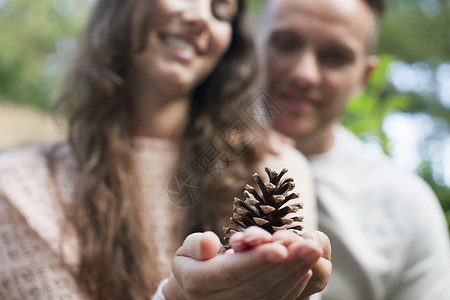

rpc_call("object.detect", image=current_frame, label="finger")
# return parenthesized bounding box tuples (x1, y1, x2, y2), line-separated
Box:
(228, 232, 247, 252)
(241, 226, 273, 248)
(174, 242, 289, 294)
(254, 239, 320, 299)
(221, 239, 320, 299)
(200, 232, 222, 260)
(302, 230, 331, 260)
(272, 229, 304, 247)
(230, 227, 273, 252)
(301, 256, 332, 297)
(284, 271, 312, 300)
(268, 130, 296, 154)
(268, 130, 284, 155)
(298, 231, 332, 297)
(176, 231, 221, 261)
(224, 248, 235, 255)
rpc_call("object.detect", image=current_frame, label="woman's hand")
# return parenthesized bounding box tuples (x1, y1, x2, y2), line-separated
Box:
(164, 227, 328, 300)
(268, 129, 296, 155)
(228, 227, 332, 299)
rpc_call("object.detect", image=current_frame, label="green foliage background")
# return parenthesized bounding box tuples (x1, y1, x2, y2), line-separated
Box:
(0, 0, 88, 108)
(0, 0, 449, 230)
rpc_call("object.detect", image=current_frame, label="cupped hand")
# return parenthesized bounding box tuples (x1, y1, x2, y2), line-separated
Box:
(228, 227, 332, 299)
(164, 228, 324, 300)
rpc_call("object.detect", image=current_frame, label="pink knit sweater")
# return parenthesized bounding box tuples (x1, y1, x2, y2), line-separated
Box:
(0, 138, 316, 299)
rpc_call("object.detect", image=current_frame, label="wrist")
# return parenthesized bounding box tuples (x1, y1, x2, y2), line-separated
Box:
(162, 274, 186, 300)
(152, 277, 169, 300)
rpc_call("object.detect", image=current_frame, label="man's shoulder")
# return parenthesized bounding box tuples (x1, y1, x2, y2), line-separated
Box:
(333, 127, 414, 173)
(317, 126, 436, 199)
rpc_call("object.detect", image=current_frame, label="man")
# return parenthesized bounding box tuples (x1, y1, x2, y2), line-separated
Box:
(262, 0, 450, 299)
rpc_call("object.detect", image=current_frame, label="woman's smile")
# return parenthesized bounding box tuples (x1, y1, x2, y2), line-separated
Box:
(159, 32, 202, 62)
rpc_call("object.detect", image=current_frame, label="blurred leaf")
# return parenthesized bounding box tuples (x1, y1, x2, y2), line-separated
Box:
(0, 0, 88, 108)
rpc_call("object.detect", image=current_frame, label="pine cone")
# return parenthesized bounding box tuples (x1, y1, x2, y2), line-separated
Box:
(223, 167, 303, 246)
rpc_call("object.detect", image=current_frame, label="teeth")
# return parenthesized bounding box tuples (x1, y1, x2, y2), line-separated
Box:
(164, 36, 196, 53)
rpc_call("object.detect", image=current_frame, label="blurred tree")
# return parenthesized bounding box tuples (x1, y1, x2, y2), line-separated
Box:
(376, 0, 450, 229)
(379, 0, 450, 64)
(0, 0, 88, 108)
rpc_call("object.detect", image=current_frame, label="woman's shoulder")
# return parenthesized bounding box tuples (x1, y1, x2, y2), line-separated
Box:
(0, 142, 74, 218)
(0, 143, 73, 190)
(0, 145, 46, 174)
(0, 143, 77, 266)
(0, 144, 55, 174)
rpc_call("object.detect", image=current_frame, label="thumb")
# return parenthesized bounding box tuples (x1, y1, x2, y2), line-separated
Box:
(176, 231, 221, 261)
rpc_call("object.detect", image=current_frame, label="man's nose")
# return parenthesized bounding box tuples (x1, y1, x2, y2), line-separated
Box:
(290, 51, 322, 87)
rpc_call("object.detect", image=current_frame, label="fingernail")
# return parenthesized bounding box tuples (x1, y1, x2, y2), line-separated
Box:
(232, 241, 244, 250)
(266, 246, 288, 263)
(243, 235, 257, 244)
(266, 251, 285, 263)
(298, 248, 320, 265)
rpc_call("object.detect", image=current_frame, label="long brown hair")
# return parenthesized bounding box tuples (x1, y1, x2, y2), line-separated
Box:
(57, 0, 265, 299)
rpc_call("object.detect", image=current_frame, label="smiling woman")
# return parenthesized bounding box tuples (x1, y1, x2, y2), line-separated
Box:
(129, 0, 235, 100)
(0, 0, 330, 299)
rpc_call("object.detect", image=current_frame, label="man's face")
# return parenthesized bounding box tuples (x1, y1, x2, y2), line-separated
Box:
(264, 0, 378, 143)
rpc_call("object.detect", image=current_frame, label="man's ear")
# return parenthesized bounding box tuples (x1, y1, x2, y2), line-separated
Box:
(362, 55, 379, 86)
(354, 55, 379, 96)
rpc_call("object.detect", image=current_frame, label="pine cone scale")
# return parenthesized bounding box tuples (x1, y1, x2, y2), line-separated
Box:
(224, 167, 304, 246)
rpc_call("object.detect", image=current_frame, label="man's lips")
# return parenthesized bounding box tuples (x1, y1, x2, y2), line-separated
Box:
(277, 92, 320, 110)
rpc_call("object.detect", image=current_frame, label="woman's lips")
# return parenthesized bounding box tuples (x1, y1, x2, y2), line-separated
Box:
(159, 33, 201, 62)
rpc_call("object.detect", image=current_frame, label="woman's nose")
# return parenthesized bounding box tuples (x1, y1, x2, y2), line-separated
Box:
(182, 0, 213, 33)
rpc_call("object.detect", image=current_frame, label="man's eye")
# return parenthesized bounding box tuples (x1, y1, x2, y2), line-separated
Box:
(320, 50, 353, 67)
(212, 0, 238, 22)
(269, 37, 301, 53)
